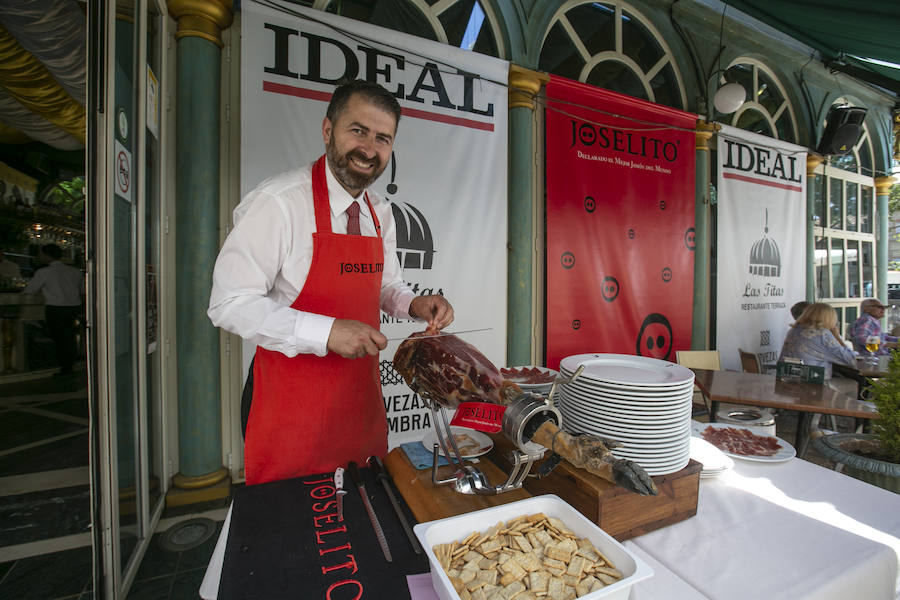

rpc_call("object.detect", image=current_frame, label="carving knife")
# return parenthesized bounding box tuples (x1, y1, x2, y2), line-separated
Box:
(347, 461, 393, 562)
(368, 455, 422, 554)
(386, 327, 492, 341)
(334, 467, 347, 521)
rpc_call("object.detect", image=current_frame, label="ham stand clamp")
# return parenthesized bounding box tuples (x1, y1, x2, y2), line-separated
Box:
(418, 365, 584, 496)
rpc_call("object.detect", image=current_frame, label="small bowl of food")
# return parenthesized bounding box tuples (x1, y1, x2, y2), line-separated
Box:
(500, 365, 560, 395)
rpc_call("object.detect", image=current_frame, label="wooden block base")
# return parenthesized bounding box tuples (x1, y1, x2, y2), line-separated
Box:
(488, 435, 701, 541)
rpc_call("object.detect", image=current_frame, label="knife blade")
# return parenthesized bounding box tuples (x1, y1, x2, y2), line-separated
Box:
(385, 327, 492, 342)
(347, 461, 392, 562)
(368, 455, 422, 554)
(334, 467, 347, 521)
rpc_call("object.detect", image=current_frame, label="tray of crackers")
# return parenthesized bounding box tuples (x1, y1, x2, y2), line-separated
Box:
(413, 495, 653, 600)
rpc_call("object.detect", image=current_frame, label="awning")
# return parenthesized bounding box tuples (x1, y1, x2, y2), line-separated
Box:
(723, 0, 900, 95)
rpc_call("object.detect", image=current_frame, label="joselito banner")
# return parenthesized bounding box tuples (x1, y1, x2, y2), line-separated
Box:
(716, 125, 806, 371)
(545, 76, 696, 368)
(241, 0, 508, 447)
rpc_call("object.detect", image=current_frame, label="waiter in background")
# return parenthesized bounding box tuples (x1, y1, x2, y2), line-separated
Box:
(208, 80, 453, 485)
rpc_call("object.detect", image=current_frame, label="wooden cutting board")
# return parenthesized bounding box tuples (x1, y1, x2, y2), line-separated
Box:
(383, 447, 531, 524)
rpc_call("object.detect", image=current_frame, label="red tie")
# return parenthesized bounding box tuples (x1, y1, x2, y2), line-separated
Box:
(346, 201, 361, 235)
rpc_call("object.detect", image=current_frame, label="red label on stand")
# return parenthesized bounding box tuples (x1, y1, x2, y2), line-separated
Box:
(450, 402, 506, 433)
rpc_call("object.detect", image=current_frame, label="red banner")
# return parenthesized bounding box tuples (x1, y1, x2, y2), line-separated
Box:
(449, 402, 506, 433)
(545, 76, 696, 369)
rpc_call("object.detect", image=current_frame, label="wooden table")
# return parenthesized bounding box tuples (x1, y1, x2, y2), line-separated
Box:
(690, 368, 879, 456)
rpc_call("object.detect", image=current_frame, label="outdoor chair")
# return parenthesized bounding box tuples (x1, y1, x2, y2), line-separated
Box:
(675, 350, 721, 416)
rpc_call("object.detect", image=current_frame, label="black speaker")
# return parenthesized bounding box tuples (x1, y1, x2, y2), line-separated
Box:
(816, 106, 867, 156)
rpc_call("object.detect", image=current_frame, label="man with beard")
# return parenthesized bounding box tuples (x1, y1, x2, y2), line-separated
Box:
(208, 80, 453, 484)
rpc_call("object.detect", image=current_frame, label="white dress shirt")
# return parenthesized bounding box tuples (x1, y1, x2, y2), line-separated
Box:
(23, 261, 84, 306)
(207, 160, 416, 357)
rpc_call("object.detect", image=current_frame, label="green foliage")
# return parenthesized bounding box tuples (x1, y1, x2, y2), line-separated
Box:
(869, 349, 900, 462)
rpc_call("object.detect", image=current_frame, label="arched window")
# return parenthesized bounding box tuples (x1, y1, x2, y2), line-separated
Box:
(716, 59, 798, 143)
(538, 0, 686, 109)
(811, 100, 877, 332)
(304, 0, 504, 58)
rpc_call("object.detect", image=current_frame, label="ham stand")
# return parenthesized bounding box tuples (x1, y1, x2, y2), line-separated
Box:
(416, 365, 584, 495)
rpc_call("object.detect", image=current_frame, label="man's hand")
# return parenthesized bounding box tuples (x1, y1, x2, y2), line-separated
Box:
(327, 319, 387, 358)
(409, 295, 454, 334)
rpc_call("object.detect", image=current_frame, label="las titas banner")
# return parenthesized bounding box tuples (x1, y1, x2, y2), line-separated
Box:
(716, 124, 806, 371)
(241, 1, 509, 448)
(545, 76, 696, 368)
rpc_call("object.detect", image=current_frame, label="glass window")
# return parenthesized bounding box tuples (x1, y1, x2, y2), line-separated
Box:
(735, 108, 774, 138)
(816, 235, 828, 298)
(847, 239, 860, 297)
(719, 60, 797, 142)
(829, 177, 842, 230)
(323, 0, 501, 57)
(861, 186, 873, 233)
(845, 181, 858, 232)
(812, 175, 824, 227)
(539, 1, 685, 109)
(831, 238, 845, 297)
(862, 241, 874, 297)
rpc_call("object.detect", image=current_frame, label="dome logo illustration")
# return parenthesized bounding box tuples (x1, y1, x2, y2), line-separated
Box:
(748, 208, 781, 277)
(385, 152, 435, 270)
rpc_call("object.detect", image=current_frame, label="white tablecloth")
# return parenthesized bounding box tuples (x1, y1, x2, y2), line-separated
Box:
(628, 457, 900, 600)
(202, 459, 900, 600)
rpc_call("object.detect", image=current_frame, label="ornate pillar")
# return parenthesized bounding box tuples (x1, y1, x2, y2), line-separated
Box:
(691, 121, 718, 349)
(166, 0, 232, 505)
(806, 154, 824, 301)
(876, 176, 896, 305)
(507, 65, 549, 366)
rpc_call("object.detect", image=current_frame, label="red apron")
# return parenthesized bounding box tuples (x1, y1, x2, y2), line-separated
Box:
(244, 155, 387, 485)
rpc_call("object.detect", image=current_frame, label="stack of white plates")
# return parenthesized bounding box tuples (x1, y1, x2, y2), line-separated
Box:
(557, 353, 694, 476)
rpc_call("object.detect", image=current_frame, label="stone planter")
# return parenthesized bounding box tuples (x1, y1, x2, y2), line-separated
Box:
(813, 433, 900, 494)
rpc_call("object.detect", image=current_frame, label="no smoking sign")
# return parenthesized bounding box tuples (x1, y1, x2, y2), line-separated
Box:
(114, 139, 133, 202)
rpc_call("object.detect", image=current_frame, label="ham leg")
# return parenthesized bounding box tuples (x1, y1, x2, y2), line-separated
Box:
(393, 331, 657, 495)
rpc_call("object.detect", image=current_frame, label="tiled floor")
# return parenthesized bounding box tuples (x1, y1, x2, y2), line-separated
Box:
(0, 366, 229, 599)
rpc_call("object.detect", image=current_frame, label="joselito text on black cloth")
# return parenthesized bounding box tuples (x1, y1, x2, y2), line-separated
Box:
(218, 467, 429, 599)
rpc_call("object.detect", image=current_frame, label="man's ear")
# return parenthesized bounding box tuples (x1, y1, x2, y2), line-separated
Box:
(322, 117, 332, 145)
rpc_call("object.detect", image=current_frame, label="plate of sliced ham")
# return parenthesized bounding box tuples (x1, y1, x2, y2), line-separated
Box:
(691, 421, 796, 463)
(501, 366, 559, 394)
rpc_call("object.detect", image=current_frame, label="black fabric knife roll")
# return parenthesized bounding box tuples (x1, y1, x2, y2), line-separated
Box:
(218, 467, 429, 599)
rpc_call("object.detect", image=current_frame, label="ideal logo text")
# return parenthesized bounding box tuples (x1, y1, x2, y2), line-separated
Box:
(263, 23, 494, 118)
(722, 139, 802, 183)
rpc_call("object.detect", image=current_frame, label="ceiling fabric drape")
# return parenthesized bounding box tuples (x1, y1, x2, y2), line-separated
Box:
(0, 0, 86, 149)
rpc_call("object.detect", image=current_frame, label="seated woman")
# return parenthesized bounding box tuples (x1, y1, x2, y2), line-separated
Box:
(780, 303, 856, 375)
(779, 302, 858, 396)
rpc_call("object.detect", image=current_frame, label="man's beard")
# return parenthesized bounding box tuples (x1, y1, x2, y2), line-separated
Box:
(326, 138, 385, 193)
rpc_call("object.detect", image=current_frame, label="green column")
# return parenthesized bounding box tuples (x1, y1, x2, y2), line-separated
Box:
(806, 155, 823, 300)
(507, 66, 548, 366)
(876, 176, 895, 304)
(168, 0, 232, 496)
(691, 122, 715, 349)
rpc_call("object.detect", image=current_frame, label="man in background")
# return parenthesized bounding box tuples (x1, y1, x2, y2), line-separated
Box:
(23, 244, 84, 375)
(847, 298, 897, 356)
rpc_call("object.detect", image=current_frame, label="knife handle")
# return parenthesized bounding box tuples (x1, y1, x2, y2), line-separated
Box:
(334, 466, 344, 490)
(367, 455, 389, 481)
(347, 461, 363, 488)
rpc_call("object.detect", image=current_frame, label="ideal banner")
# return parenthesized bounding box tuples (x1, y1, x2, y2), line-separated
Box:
(716, 124, 807, 371)
(241, 0, 509, 447)
(545, 76, 696, 369)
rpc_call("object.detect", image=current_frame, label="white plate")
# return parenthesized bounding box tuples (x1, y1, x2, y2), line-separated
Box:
(561, 381, 694, 403)
(560, 354, 695, 387)
(689, 436, 735, 473)
(421, 426, 494, 458)
(560, 369, 695, 395)
(691, 421, 796, 463)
